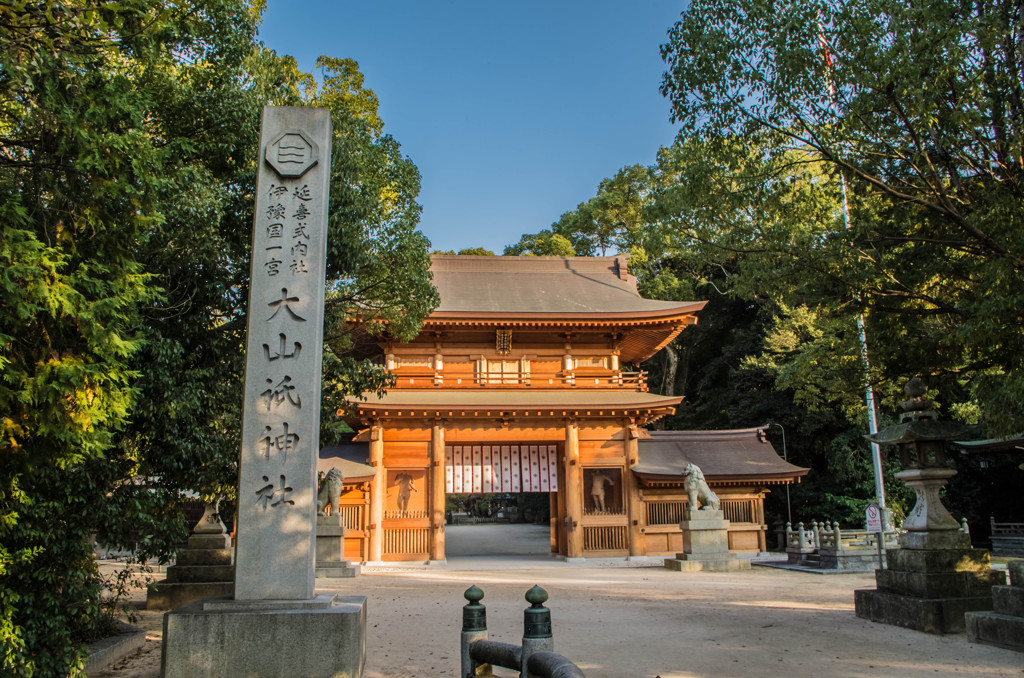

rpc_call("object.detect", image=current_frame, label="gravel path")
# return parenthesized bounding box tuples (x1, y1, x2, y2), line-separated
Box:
(93, 524, 1023, 677)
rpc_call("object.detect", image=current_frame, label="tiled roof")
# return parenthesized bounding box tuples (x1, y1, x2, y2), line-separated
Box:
(429, 255, 705, 317)
(633, 428, 809, 484)
(319, 439, 376, 480)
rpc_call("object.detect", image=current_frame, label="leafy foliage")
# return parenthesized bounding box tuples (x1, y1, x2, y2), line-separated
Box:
(507, 0, 1024, 528)
(502, 231, 576, 256)
(0, 2, 234, 672)
(661, 0, 1024, 435)
(0, 2, 435, 674)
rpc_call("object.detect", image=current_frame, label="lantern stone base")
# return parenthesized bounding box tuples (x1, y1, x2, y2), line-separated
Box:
(146, 533, 235, 611)
(854, 543, 1005, 634)
(965, 559, 1024, 651)
(664, 510, 750, 572)
(161, 594, 366, 677)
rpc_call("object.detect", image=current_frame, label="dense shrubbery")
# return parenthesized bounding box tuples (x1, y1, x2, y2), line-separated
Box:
(0, 2, 435, 674)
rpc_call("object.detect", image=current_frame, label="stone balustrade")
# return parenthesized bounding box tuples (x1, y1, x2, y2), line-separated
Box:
(785, 519, 956, 571)
(990, 516, 1024, 557)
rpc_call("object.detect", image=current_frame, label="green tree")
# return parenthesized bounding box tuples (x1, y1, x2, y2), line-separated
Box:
(0, 4, 436, 674)
(125, 47, 437, 498)
(503, 231, 576, 256)
(434, 248, 496, 255)
(0, 2, 259, 673)
(520, 134, 913, 525)
(643, 136, 915, 524)
(660, 0, 1024, 434)
(507, 165, 650, 258)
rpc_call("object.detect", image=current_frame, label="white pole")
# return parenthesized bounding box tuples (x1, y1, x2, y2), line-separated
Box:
(838, 171, 886, 509)
(858, 315, 886, 507)
(768, 423, 792, 524)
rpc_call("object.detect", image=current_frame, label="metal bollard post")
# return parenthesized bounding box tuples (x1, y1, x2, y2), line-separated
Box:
(520, 585, 554, 678)
(462, 585, 491, 677)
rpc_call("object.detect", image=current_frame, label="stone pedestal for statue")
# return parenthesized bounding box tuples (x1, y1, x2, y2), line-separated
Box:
(854, 378, 1004, 634)
(664, 509, 750, 572)
(147, 502, 235, 611)
(966, 559, 1024, 651)
(316, 514, 360, 578)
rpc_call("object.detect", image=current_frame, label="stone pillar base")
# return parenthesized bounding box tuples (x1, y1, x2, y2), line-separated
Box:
(316, 561, 361, 578)
(161, 594, 366, 677)
(315, 515, 360, 578)
(146, 581, 235, 611)
(664, 556, 751, 572)
(966, 611, 1024, 651)
(855, 589, 995, 634)
(147, 533, 235, 611)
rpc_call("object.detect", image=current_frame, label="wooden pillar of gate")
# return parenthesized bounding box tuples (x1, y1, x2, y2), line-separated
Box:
(624, 420, 646, 556)
(564, 418, 583, 557)
(369, 423, 384, 562)
(430, 420, 446, 560)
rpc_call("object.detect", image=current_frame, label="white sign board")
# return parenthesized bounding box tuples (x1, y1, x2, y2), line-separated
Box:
(865, 502, 883, 532)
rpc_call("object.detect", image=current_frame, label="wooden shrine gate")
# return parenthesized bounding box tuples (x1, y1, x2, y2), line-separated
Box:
(445, 444, 559, 494)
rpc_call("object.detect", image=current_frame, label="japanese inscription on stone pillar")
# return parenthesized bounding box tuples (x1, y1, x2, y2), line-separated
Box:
(234, 107, 331, 601)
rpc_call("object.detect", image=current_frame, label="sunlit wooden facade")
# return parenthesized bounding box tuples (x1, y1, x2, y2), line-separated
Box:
(332, 255, 806, 562)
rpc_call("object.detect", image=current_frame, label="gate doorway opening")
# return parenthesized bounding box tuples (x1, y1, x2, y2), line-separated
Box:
(444, 493, 553, 558)
(445, 492, 550, 526)
(441, 443, 562, 559)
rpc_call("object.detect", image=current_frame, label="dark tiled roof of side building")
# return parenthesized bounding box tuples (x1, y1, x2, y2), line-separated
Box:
(634, 428, 809, 483)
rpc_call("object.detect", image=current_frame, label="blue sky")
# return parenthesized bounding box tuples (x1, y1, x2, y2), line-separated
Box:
(258, 1, 685, 254)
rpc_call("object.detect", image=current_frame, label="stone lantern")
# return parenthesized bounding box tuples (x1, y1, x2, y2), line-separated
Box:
(874, 377, 971, 549)
(854, 378, 1005, 634)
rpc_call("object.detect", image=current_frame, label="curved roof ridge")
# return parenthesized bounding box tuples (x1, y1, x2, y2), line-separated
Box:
(646, 427, 767, 439)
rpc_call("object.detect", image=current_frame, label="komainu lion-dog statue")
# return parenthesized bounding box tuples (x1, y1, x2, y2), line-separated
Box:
(317, 467, 344, 516)
(682, 463, 720, 512)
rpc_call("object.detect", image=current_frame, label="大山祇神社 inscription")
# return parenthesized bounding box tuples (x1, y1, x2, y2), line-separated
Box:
(234, 109, 331, 601)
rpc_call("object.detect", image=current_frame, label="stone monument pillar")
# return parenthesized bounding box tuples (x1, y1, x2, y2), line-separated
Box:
(161, 107, 366, 677)
(665, 464, 750, 572)
(854, 378, 1004, 634)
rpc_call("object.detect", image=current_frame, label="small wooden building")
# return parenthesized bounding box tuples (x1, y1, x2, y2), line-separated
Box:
(331, 255, 807, 562)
